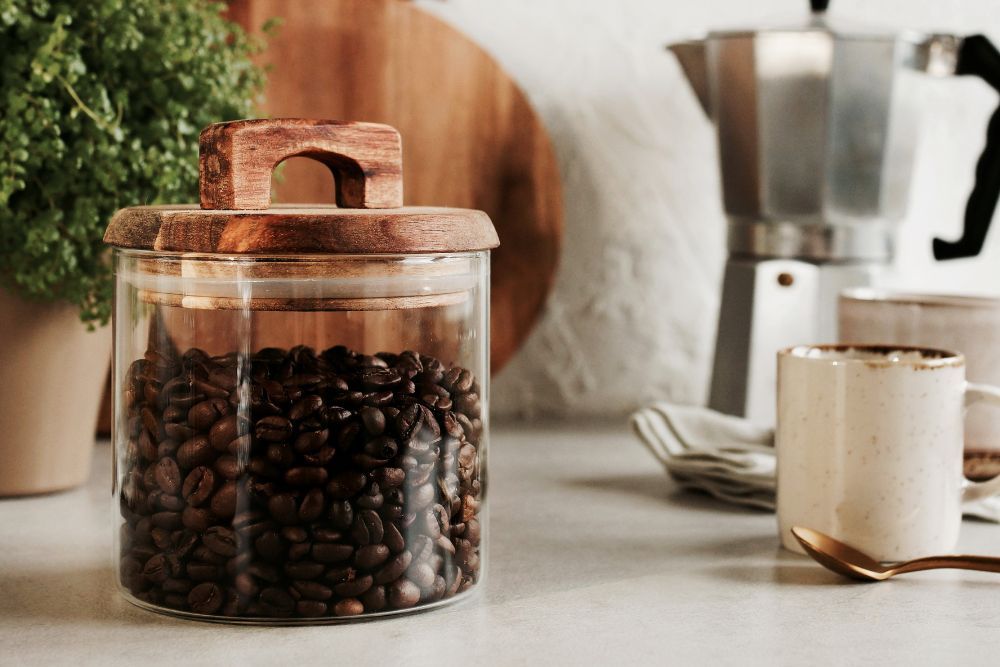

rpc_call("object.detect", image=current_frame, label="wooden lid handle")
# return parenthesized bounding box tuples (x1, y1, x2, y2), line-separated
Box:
(199, 118, 403, 210)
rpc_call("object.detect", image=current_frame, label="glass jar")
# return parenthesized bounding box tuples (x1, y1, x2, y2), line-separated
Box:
(105, 119, 497, 623)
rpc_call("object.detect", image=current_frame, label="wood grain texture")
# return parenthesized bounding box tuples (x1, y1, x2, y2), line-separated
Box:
(227, 0, 564, 372)
(199, 118, 403, 210)
(105, 205, 498, 253)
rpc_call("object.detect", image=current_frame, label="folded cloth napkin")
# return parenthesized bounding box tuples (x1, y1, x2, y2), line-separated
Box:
(630, 402, 1000, 522)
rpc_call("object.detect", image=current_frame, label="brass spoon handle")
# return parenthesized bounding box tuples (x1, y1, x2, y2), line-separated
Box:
(892, 555, 1000, 576)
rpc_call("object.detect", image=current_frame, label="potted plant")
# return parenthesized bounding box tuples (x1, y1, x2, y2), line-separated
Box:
(0, 0, 269, 495)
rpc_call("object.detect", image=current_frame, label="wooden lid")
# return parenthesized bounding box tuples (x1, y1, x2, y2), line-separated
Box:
(103, 119, 499, 254)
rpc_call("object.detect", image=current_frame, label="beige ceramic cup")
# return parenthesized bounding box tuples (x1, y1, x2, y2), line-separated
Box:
(776, 345, 1000, 561)
(839, 289, 1000, 463)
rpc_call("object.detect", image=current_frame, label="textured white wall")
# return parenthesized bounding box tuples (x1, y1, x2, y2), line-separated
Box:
(415, 0, 1000, 419)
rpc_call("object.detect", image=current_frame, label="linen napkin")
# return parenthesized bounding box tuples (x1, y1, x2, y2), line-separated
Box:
(630, 402, 1000, 522)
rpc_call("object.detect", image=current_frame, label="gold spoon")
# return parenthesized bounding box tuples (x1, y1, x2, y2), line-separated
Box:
(790, 526, 1000, 581)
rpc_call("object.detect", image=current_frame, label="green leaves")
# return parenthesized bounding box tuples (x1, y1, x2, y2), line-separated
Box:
(0, 0, 268, 324)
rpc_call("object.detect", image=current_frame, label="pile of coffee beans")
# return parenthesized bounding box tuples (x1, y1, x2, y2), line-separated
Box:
(118, 344, 483, 619)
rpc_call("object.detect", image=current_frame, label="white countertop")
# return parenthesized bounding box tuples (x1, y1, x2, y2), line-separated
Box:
(3, 423, 1000, 665)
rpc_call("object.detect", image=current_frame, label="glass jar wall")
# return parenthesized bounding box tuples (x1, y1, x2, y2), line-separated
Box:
(112, 250, 489, 622)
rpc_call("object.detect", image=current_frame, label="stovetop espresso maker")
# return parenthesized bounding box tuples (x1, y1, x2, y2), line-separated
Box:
(670, 0, 1000, 426)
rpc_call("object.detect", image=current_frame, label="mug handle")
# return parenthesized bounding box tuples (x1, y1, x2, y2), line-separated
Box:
(962, 382, 1000, 501)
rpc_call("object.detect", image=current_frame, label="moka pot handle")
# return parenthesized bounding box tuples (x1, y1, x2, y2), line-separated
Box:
(934, 35, 1000, 260)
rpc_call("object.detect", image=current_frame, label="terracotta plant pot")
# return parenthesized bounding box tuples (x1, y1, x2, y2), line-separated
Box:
(0, 288, 111, 496)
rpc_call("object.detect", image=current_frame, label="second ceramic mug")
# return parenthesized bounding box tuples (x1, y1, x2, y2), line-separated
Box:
(839, 288, 1000, 462)
(777, 344, 1000, 561)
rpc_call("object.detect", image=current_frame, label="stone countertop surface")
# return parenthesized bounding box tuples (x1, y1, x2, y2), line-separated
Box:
(2, 423, 1000, 665)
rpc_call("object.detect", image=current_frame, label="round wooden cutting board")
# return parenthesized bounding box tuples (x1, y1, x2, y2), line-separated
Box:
(97, 0, 562, 434)
(230, 0, 563, 372)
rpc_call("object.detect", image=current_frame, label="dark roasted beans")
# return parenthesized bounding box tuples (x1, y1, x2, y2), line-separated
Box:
(118, 345, 483, 619)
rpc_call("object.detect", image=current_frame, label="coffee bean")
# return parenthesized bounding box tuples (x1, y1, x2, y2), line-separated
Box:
(161, 577, 193, 595)
(395, 403, 422, 441)
(456, 539, 478, 573)
(292, 580, 333, 601)
(362, 436, 398, 460)
(328, 500, 354, 530)
(334, 598, 364, 617)
(284, 560, 324, 580)
(374, 550, 412, 584)
(181, 506, 213, 532)
(312, 543, 353, 564)
(154, 458, 181, 495)
(254, 530, 286, 562)
(325, 406, 353, 426)
(332, 571, 373, 597)
(374, 467, 405, 488)
(408, 562, 436, 589)
(361, 585, 387, 612)
(282, 526, 308, 543)
(293, 429, 329, 454)
(383, 523, 406, 554)
(288, 542, 311, 561)
(336, 422, 362, 450)
(466, 518, 482, 546)
(247, 562, 282, 584)
(136, 429, 158, 462)
(255, 416, 293, 442)
(406, 460, 434, 486)
(352, 510, 383, 545)
(289, 395, 323, 421)
(268, 494, 299, 525)
(298, 488, 325, 522)
(248, 457, 279, 480)
(188, 398, 229, 432)
(226, 433, 253, 460)
(409, 534, 435, 564)
(356, 484, 384, 510)
(181, 467, 215, 506)
(234, 572, 259, 598)
(409, 483, 436, 511)
(259, 587, 295, 613)
(143, 554, 170, 584)
(267, 443, 295, 467)
(203, 526, 238, 557)
(354, 544, 390, 571)
(455, 393, 481, 418)
(213, 455, 242, 480)
(360, 407, 386, 436)
(389, 579, 421, 609)
(192, 545, 227, 565)
(430, 534, 452, 556)
(285, 466, 328, 487)
(176, 435, 213, 469)
(296, 600, 328, 617)
(302, 445, 335, 467)
(158, 494, 184, 512)
(209, 415, 240, 451)
(163, 423, 195, 442)
(325, 471, 367, 499)
(151, 511, 182, 530)
(360, 367, 401, 389)
(210, 481, 238, 519)
(424, 575, 447, 602)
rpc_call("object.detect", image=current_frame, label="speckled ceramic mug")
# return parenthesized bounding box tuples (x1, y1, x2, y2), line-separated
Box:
(776, 345, 1000, 561)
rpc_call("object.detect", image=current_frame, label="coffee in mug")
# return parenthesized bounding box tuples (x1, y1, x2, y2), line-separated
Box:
(776, 344, 1000, 561)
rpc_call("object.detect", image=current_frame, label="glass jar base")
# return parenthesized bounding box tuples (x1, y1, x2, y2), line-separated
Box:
(119, 582, 481, 625)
